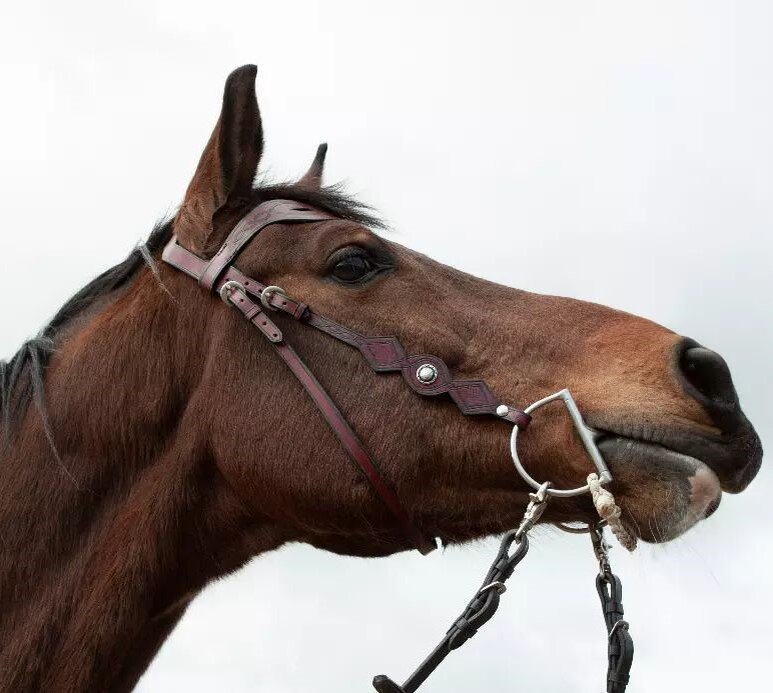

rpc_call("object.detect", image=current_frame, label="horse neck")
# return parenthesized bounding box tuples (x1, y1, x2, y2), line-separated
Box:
(0, 268, 286, 692)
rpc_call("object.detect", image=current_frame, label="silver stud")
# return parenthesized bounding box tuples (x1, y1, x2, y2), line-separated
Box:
(416, 363, 438, 384)
(496, 404, 509, 417)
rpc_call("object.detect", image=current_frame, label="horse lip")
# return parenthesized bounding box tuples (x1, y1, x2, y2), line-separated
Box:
(704, 492, 721, 518)
(590, 422, 762, 494)
(596, 433, 704, 470)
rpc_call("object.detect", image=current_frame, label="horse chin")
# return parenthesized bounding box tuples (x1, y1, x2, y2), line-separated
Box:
(596, 436, 723, 543)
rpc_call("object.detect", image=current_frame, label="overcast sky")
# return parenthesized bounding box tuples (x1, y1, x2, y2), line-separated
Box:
(1, 2, 771, 691)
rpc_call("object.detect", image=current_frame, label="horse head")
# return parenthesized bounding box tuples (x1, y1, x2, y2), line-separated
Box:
(171, 66, 761, 553)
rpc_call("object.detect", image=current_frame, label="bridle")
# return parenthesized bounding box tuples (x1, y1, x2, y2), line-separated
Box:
(162, 198, 634, 692)
(162, 198, 539, 554)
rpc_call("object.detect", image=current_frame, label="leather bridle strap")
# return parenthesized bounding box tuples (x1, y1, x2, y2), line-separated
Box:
(162, 199, 530, 554)
(223, 282, 436, 555)
(199, 199, 339, 290)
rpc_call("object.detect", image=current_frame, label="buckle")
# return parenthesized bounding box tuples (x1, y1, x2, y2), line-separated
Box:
(219, 280, 245, 305)
(260, 285, 287, 312)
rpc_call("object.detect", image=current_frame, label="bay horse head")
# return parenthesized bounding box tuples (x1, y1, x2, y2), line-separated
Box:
(169, 66, 760, 551)
(0, 65, 762, 690)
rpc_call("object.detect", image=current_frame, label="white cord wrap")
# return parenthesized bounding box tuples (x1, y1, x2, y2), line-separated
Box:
(587, 473, 637, 552)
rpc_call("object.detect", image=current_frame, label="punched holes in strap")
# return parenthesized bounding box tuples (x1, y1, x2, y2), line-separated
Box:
(221, 284, 283, 343)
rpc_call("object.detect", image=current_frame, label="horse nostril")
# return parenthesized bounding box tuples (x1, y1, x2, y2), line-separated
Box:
(679, 344, 738, 410)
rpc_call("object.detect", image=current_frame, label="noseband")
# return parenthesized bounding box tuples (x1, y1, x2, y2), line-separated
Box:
(162, 199, 633, 692)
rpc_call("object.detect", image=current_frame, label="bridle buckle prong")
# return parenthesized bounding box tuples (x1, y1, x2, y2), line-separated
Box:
(260, 285, 287, 312)
(219, 280, 245, 306)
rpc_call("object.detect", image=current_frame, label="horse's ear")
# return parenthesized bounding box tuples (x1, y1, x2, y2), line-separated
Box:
(298, 143, 328, 190)
(175, 65, 263, 254)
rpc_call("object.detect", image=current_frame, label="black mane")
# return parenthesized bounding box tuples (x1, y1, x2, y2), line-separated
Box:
(0, 183, 381, 447)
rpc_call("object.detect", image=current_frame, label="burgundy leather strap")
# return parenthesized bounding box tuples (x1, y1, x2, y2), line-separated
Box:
(199, 200, 336, 290)
(162, 239, 532, 430)
(223, 283, 436, 554)
(274, 338, 436, 553)
(304, 314, 531, 429)
(162, 199, 531, 554)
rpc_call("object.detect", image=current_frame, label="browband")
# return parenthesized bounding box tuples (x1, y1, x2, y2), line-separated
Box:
(162, 199, 530, 554)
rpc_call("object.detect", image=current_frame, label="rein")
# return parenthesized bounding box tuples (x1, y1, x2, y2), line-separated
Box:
(373, 488, 634, 693)
(161, 199, 634, 691)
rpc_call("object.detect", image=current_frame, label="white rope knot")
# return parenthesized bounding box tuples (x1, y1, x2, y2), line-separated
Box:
(587, 473, 637, 552)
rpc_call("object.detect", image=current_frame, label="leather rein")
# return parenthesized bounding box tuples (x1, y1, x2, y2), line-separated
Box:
(162, 198, 634, 692)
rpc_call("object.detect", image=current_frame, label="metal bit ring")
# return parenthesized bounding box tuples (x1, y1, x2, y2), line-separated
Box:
(510, 389, 613, 498)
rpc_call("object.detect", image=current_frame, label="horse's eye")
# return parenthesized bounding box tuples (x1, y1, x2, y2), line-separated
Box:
(330, 252, 375, 283)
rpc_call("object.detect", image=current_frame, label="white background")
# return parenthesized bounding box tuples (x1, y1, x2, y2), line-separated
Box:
(1, 2, 771, 691)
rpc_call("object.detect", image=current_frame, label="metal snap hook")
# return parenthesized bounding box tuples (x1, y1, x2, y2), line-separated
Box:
(509, 389, 613, 498)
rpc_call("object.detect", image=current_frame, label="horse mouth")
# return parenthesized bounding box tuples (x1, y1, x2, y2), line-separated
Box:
(590, 417, 761, 491)
(589, 431, 730, 542)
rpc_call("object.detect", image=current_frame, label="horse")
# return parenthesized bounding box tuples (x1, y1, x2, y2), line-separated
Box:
(0, 65, 762, 692)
